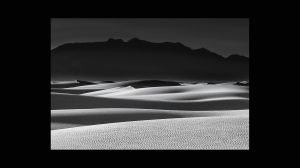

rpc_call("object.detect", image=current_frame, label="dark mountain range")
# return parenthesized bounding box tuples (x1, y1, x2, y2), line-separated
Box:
(51, 38, 249, 82)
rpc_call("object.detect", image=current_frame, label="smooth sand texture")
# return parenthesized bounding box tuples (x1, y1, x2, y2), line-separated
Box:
(51, 82, 249, 150)
(51, 93, 248, 111)
(51, 114, 249, 149)
(51, 83, 248, 110)
(82, 86, 135, 96)
(51, 108, 248, 130)
(95, 84, 248, 101)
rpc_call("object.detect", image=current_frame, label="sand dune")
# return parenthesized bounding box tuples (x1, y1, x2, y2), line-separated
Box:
(51, 93, 248, 111)
(84, 83, 207, 96)
(67, 80, 140, 90)
(51, 108, 248, 130)
(68, 80, 181, 90)
(51, 114, 249, 149)
(51, 81, 77, 84)
(51, 81, 249, 149)
(51, 83, 248, 110)
(93, 84, 248, 101)
(51, 122, 83, 130)
(51, 88, 102, 94)
(87, 83, 247, 96)
(82, 86, 135, 96)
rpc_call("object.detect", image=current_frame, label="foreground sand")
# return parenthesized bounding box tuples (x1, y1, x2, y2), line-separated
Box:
(51, 81, 249, 150)
(51, 108, 248, 130)
(51, 114, 248, 149)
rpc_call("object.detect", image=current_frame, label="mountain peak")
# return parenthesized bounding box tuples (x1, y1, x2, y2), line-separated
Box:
(52, 38, 249, 81)
(128, 38, 145, 43)
(52, 39, 248, 61)
(107, 38, 124, 43)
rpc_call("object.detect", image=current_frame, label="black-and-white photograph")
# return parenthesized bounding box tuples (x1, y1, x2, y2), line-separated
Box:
(51, 18, 249, 150)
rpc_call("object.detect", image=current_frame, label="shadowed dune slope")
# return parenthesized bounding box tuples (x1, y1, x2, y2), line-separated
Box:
(51, 80, 96, 88)
(51, 84, 248, 110)
(51, 93, 249, 111)
(124, 80, 181, 88)
(51, 108, 248, 130)
(51, 88, 102, 94)
(99, 83, 248, 96)
(81, 83, 207, 96)
(67, 80, 138, 90)
(51, 115, 249, 149)
(90, 84, 248, 101)
(68, 80, 181, 90)
(51, 123, 83, 130)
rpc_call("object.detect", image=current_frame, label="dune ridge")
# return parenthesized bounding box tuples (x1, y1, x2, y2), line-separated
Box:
(51, 83, 248, 110)
(51, 108, 248, 130)
(82, 86, 135, 96)
(79, 83, 248, 101)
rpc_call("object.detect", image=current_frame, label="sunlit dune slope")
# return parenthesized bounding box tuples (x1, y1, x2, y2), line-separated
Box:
(82, 86, 134, 96)
(87, 84, 248, 101)
(51, 108, 248, 130)
(51, 115, 249, 149)
(51, 83, 248, 110)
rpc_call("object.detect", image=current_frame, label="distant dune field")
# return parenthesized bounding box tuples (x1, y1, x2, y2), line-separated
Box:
(51, 93, 248, 111)
(51, 80, 249, 150)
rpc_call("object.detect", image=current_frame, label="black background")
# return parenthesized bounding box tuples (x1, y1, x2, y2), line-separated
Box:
(6, 0, 285, 164)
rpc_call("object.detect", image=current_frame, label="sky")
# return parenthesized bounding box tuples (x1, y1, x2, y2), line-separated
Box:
(51, 18, 249, 57)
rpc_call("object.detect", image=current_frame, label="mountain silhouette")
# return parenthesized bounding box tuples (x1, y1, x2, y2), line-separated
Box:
(51, 38, 249, 82)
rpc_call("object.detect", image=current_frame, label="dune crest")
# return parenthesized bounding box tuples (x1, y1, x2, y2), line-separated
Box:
(82, 86, 135, 96)
(51, 108, 248, 130)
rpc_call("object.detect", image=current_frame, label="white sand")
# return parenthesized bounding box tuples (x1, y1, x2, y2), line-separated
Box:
(82, 86, 135, 96)
(93, 84, 248, 101)
(51, 114, 249, 149)
(51, 82, 249, 150)
(51, 108, 248, 130)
